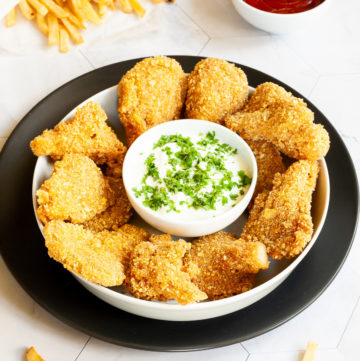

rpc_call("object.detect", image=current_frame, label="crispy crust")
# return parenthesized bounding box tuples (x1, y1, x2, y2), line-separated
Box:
(241, 160, 320, 259)
(30, 101, 127, 166)
(125, 234, 207, 305)
(246, 139, 286, 207)
(37, 154, 111, 224)
(44, 221, 126, 287)
(185, 58, 248, 123)
(183, 231, 268, 300)
(118, 56, 187, 146)
(82, 177, 133, 232)
(225, 82, 330, 160)
(44, 222, 149, 286)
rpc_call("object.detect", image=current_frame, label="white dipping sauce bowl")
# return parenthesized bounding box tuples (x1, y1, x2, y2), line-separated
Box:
(232, 0, 330, 34)
(122, 119, 258, 237)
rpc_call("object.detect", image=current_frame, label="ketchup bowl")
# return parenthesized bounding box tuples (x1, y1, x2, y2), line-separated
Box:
(232, 0, 331, 33)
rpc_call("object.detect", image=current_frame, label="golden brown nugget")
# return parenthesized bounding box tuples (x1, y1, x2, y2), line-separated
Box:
(30, 101, 127, 167)
(82, 177, 133, 232)
(241, 160, 320, 259)
(125, 234, 207, 305)
(118, 56, 187, 146)
(225, 82, 330, 160)
(44, 220, 126, 287)
(37, 154, 111, 224)
(185, 58, 248, 123)
(246, 139, 286, 205)
(97, 224, 150, 270)
(184, 232, 268, 300)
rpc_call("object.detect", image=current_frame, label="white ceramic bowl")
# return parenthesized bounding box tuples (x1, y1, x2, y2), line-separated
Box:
(122, 119, 258, 237)
(232, 0, 330, 34)
(32, 85, 330, 321)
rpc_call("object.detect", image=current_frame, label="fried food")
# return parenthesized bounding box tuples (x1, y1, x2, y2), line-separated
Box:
(118, 56, 187, 146)
(82, 177, 133, 232)
(36, 153, 111, 224)
(183, 231, 268, 300)
(26, 347, 45, 361)
(246, 139, 286, 206)
(241, 160, 319, 259)
(125, 234, 207, 305)
(225, 82, 330, 160)
(185, 58, 248, 124)
(44, 220, 126, 286)
(30, 101, 127, 169)
(97, 223, 150, 269)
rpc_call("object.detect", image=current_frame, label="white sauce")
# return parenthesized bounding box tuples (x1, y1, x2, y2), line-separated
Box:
(132, 132, 252, 221)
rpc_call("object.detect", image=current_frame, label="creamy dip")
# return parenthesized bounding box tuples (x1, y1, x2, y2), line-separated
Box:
(132, 132, 252, 221)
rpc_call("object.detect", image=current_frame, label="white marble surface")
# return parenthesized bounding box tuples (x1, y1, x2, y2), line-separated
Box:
(1, 0, 359, 360)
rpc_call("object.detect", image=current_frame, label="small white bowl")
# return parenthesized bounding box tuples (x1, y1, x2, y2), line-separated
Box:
(232, 0, 330, 33)
(122, 119, 258, 237)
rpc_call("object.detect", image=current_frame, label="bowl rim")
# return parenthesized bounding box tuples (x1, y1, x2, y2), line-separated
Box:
(236, 0, 330, 17)
(74, 156, 329, 311)
(122, 118, 258, 227)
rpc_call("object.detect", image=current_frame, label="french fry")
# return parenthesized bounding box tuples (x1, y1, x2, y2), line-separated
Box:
(59, 24, 69, 52)
(36, 13, 49, 34)
(129, 0, 145, 17)
(26, 347, 45, 361)
(62, 2, 86, 28)
(18, 0, 36, 20)
(302, 342, 318, 361)
(27, 0, 48, 16)
(48, 13, 59, 45)
(38, 0, 68, 18)
(118, 0, 132, 13)
(151, 0, 164, 3)
(97, 3, 108, 17)
(61, 18, 83, 43)
(5, 7, 16, 27)
(80, 0, 102, 24)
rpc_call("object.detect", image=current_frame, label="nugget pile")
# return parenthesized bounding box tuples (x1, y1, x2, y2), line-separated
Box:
(31, 56, 330, 305)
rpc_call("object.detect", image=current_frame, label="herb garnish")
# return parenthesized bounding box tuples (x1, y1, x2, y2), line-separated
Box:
(133, 132, 252, 213)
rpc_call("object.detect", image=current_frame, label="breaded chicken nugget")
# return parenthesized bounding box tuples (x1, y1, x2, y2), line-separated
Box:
(82, 177, 133, 232)
(30, 101, 127, 168)
(37, 154, 111, 224)
(118, 56, 187, 146)
(125, 234, 207, 305)
(183, 231, 268, 300)
(97, 224, 150, 269)
(246, 139, 286, 206)
(44, 220, 125, 287)
(241, 160, 319, 259)
(185, 58, 248, 123)
(225, 83, 330, 160)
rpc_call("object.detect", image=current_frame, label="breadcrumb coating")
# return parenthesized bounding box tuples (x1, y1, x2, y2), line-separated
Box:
(44, 220, 125, 287)
(183, 232, 268, 300)
(97, 224, 150, 270)
(118, 56, 187, 146)
(125, 234, 207, 305)
(30, 101, 127, 167)
(82, 177, 133, 232)
(241, 160, 319, 259)
(246, 139, 286, 207)
(225, 82, 330, 160)
(44, 222, 149, 286)
(37, 154, 111, 224)
(185, 58, 248, 124)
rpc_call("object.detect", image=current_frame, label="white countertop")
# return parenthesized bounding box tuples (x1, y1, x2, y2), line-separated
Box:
(0, 1, 359, 360)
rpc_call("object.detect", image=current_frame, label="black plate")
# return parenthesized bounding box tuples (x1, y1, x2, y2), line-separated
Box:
(0, 56, 358, 351)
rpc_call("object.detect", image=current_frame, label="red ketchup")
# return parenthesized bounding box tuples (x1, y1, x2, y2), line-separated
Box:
(243, 0, 325, 14)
